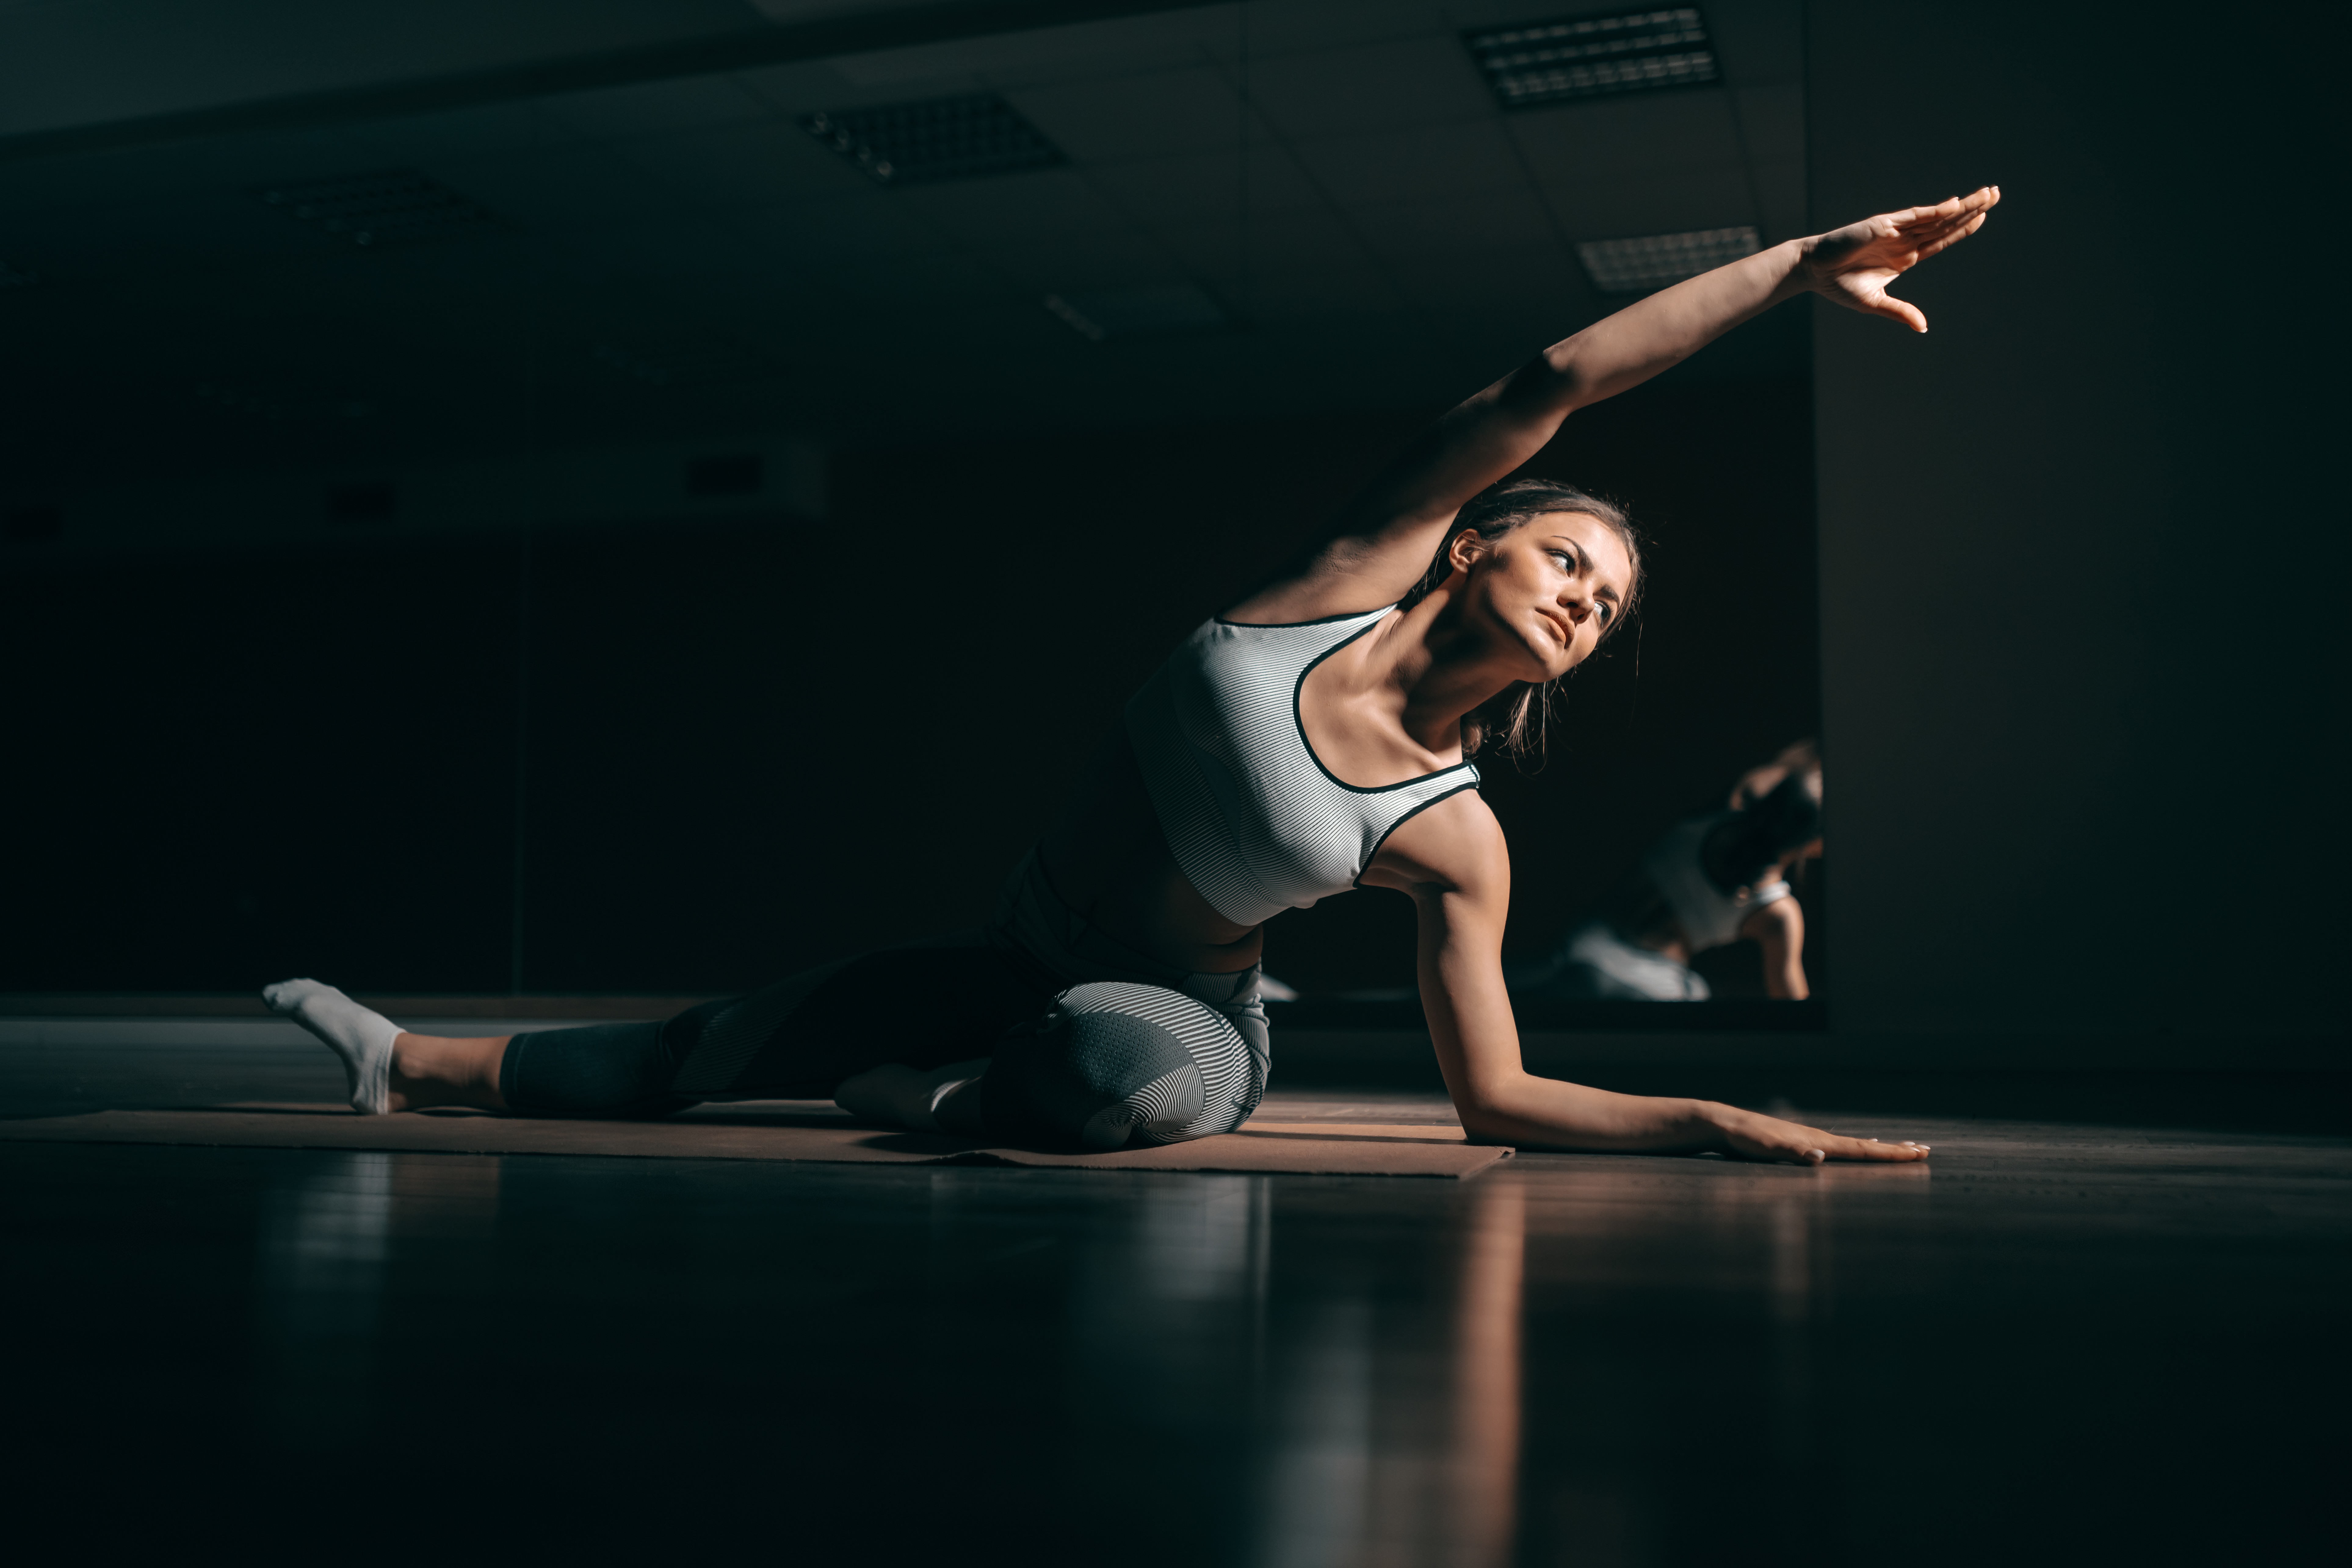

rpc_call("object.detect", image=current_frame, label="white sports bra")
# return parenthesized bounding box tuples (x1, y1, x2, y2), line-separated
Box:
(1125, 606, 1482, 928)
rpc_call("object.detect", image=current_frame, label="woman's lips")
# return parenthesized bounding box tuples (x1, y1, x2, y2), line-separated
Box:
(1537, 608, 1571, 645)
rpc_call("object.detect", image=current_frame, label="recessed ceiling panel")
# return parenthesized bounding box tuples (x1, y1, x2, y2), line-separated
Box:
(1576, 224, 1757, 292)
(1463, 9, 1719, 109)
(802, 92, 1061, 184)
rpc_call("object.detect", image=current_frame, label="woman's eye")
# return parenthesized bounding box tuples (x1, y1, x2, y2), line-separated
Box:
(1549, 551, 1572, 570)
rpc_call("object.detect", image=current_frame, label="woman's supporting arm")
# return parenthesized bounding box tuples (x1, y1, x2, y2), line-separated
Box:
(1234, 187, 1999, 623)
(1369, 794, 1920, 1163)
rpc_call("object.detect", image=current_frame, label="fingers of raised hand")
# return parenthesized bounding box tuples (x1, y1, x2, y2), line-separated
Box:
(1831, 277, 1928, 331)
(1912, 213, 1988, 262)
(1873, 294, 1929, 333)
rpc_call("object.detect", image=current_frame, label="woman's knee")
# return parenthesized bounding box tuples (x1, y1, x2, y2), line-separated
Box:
(982, 982, 1265, 1151)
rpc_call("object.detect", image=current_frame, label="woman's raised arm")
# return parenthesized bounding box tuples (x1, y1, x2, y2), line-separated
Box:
(1229, 186, 1999, 625)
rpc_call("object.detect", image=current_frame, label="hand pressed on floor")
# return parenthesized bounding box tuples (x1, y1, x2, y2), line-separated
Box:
(1708, 1103, 1931, 1165)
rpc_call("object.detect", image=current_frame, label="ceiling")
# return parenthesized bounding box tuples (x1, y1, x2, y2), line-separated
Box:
(0, 0, 1805, 495)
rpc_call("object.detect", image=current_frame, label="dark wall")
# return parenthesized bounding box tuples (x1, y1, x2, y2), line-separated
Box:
(1, 351, 1819, 997)
(1809, 1, 2338, 1044)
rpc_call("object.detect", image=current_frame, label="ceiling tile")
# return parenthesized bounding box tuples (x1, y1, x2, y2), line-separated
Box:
(0, 142, 204, 215)
(1242, 34, 1493, 139)
(534, 78, 776, 141)
(1508, 91, 1746, 184)
(1750, 158, 1807, 242)
(1540, 166, 1756, 240)
(1087, 145, 1323, 227)
(815, 248, 1013, 304)
(1380, 237, 1592, 311)
(1346, 190, 1562, 263)
(1732, 82, 1804, 167)
(1008, 68, 1247, 162)
(1231, 263, 1409, 324)
(341, 103, 580, 167)
(432, 144, 688, 226)
(824, 6, 1240, 91)
(896, 166, 1133, 237)
(730, 188, 945, 262)
(972, 227, 1184, 293)
(1228, 1, 1441, 56)
(1290, 118, 1526, 205)
(731, 59, 880, 117)
(615, 121, 867, 206)
(1702, 0, 1806, 84)
(1150, 207, 1375, 283)
(490, 215, 773, 290)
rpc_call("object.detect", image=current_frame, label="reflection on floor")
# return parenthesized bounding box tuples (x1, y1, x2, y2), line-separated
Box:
(1, 1041, 2344, 1563)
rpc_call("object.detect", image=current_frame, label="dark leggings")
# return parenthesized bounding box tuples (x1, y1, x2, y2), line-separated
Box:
(499, 944, 1055, 1118)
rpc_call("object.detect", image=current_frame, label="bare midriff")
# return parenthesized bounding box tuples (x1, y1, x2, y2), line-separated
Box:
(1035, 730, 1266, 975)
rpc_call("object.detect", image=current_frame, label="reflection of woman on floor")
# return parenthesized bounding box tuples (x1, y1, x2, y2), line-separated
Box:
(1528, 740, 1823, 1001)
(267, 188, 1996, 1165)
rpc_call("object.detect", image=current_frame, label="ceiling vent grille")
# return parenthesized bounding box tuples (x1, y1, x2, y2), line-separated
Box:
(1464, 8, 1718, 109)
(1576, 226, 1758, 293)
(803, 93, 1062, 185)
(258, 170, 494, 246)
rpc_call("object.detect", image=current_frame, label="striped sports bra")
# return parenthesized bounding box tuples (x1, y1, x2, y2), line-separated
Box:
(1124, 605, 1482, 928)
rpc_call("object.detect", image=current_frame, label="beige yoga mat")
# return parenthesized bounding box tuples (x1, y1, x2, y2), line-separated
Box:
(0, 1102, 1511, 1178)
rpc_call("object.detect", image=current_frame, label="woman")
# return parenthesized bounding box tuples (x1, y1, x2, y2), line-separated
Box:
(268, 187, 1997, 1165)
(1529, 740, 1824, 1002)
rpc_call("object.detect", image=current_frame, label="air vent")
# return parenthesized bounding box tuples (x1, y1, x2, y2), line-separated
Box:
(1044, 286, 1227, 342)
(5, 504, 61, 541)
(1576, 226, 1757, 293)
(1464, 9, 1718, 109)
(326, 482, 397, 523)
(803, 93, 1062, 185)
(687, 455, 763, 497)
(259, 170, 494, 246)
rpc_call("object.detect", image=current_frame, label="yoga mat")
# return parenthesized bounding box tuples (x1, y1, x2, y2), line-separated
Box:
(0, 1103, 1511, 1179)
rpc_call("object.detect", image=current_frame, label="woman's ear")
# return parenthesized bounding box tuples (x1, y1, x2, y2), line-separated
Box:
(1446, 527, 1483, 574)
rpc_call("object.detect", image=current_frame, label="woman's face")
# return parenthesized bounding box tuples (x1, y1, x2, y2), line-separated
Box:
(1455, 512, 1632, 681)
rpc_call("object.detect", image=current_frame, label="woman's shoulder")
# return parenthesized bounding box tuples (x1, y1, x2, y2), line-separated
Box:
(1359, 785, 1504, 897)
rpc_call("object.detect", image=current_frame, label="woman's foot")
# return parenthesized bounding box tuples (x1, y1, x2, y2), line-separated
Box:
(262, 978, 400, 1114)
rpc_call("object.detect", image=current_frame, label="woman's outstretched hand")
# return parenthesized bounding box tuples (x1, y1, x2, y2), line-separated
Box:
(1706, 1102, 1931, 1165)
(1802, 185, 2000, 332)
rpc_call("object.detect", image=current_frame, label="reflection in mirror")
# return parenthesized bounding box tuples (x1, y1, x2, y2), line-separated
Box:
(1515, 740, 1825, 1003)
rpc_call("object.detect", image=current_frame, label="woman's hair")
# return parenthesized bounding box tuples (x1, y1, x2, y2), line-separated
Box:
(1399, 476, 1645, 760)
(1699, 770, 1824, 894)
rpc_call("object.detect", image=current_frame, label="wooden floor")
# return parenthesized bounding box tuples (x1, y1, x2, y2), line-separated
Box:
(2, 1030, 2344, 1564)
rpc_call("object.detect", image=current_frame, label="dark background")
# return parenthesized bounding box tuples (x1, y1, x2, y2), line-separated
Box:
(1, 1, 2336, 1063)
(0, 358, 1820, 996)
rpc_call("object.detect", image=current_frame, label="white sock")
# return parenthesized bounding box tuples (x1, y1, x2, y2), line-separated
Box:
(835, 1059, 990, 1133)
(263, 978, 401, 1116)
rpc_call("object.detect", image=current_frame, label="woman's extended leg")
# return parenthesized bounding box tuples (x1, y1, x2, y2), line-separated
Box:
(263, 979, 509, 1114)
(266, 945, 1055, 1119)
